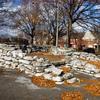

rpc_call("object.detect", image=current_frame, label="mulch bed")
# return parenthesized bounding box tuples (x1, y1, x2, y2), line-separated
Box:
(61, 91, 83, 100)
(31, 76, 56, 88)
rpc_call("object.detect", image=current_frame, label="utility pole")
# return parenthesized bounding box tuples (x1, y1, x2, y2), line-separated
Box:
(56, 0, 58, 47)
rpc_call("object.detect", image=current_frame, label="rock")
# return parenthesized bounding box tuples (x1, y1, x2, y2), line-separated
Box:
(35, 67, 44, 73)
(12, 58, 19, 63)
(0, 59, 4, 62)
(64, 64, 71, 68)
(43, 74, 52, 80)
(73, 52, 81, 55)
(70, 59, 81, 66)
(52, 76, 63, 82)
(11, 63, 18, 68)
(27, 47, 32, 53)
(63, 73, 74, 80)
(18, 53, 26, 58)
(44, 65, 55, 72)
(94, 73, 100, 78)
(18, 66, 25, 71)
(3, 56, 12, 61)
(0, 63, 4, 67)
(11, 51, 17, 58)
(84, 70, 91, 74)
(41, 63, 50, 67)
(55, 81, 64, 85)
(32, 61, 42, 67)
(50, 46, 59, 55)
(85, 64, 96, 71)
(23, 56, 33, 61)
(7, 51, 11, 56)
(11, 50, 26, 58)
(52, 68, 63, 75)
(24, 64, 33, 70)
(37, 58, 44, 62)
(5, 61, 11, 65)
(0, 49, 3, 53)
(0, 53, 2, 56)
(67, 77, 78, 84)
(25, 69, 33, 75)
(19, 59, 31, 65)
(45, 66, 63, 75)
(33, 56, 38, 60)
(35, 73, 44, 77)
(5, 65, 10, 69)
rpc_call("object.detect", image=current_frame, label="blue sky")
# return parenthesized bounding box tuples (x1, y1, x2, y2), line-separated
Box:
(12, 0, 21, 5)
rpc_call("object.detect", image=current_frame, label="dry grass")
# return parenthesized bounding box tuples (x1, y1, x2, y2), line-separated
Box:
(31, 76, 56, 88)
(29, 52, 64, 62)
(61, 91, 83, 100)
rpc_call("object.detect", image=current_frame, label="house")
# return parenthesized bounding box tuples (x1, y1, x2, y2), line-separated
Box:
(58, 30, 100, 51)
(82, 31, 100, 48)
(58, 32, 84, 49)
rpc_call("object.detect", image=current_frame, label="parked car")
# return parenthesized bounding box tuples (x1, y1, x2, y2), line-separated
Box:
(32, 45, 48, 52)
(83, 48, 95, 54)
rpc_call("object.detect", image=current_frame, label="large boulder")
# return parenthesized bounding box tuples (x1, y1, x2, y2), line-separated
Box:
(45, 66, 63, 76)
(23, 56, 33, 61)
(24, 64, 33, 70)
(67, 77, 79, 84)
(43, 73, 52, 80)
(85, 63, 97, 72)
(19, 59, 31, 65)
(94, 73, 100, 78)
(3, 56, 12, 61)
(11, 50, 26, 58)
(63, 73, 74, 80)
(52, 76, 63, 82)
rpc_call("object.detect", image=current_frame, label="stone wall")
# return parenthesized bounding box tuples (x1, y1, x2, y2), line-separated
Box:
(67, 52, 100, 78)
(0, 44, 100, 85)
(0, 44, 79, 84)
(0, 44, 51, 76)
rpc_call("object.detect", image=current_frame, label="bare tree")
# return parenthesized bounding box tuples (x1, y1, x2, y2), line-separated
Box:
(13, 2, 40, 45)
(40, 0, 66, 46)
(62, 0, 100, 47)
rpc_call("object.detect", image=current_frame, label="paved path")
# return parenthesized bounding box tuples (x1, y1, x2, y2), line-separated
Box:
(0, 70, 100, 100)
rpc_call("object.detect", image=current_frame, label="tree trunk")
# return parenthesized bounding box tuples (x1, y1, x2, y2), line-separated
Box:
(53, 35, 56, 46)
(31, 37, 33, 46)
(56, 0, 59, 47)
(97, 39, 99, 52)
(66, 19, 72, 48)
(31, 29, 35, 46)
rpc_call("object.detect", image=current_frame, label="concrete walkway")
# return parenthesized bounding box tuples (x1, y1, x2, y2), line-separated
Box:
(0, 70, 61, 100)
(0, 70, 100, 100)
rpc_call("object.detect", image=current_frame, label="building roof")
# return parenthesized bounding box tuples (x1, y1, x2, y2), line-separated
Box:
(82, 31, 95, 40)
